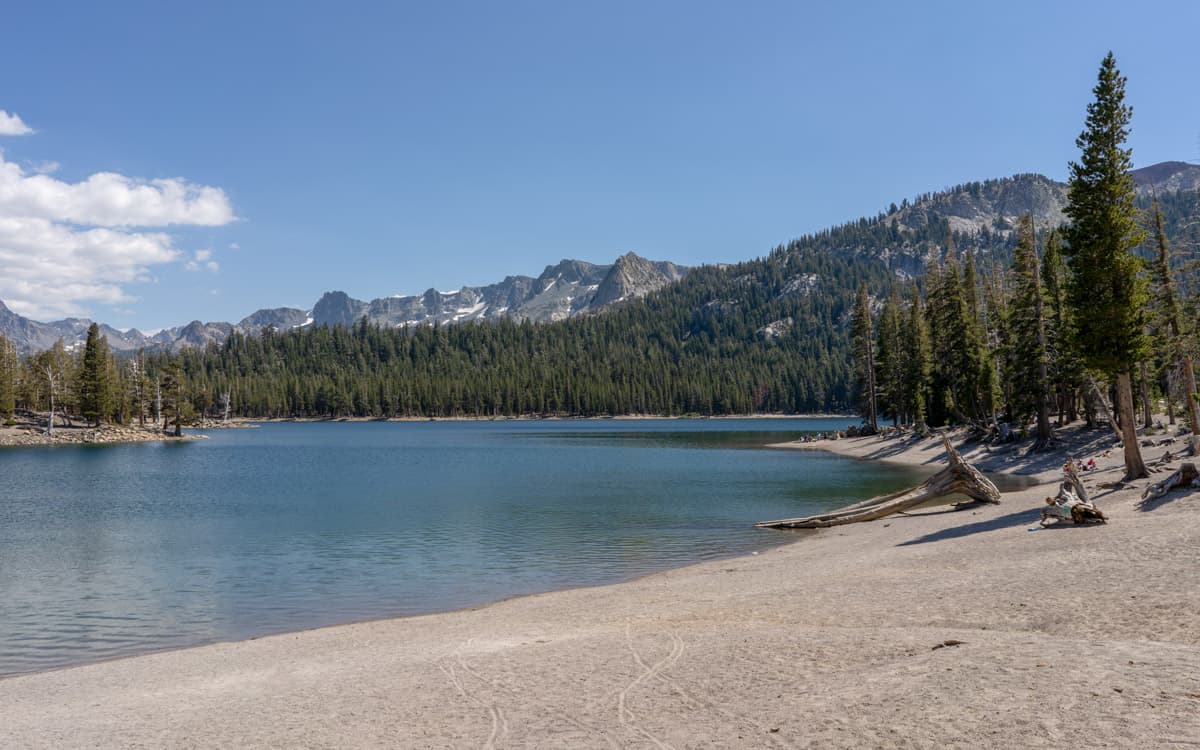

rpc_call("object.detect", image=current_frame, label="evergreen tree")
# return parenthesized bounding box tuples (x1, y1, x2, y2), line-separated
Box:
(1041, 229, 1082, 423)
(1063, 52, 1149, 479)
(850, 285, 878, 431)
(160, 359, 186, 436)
(874, 289, 906, 425)
(1006, 215, 1053, 444)
(78, 323, 112, 427)
(1148, 199, 1200, 451)
(927, 254, 987, 423)
(903, 287, 932, 429)
(1070, 52, 1152, 477)
(0, 333, 17, 423)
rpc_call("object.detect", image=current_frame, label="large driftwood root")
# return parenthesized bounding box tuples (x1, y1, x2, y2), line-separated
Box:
(756, 435, 1000, 529)
(1042, 481, 1106, 525)
(1139, 462, 1200, 507)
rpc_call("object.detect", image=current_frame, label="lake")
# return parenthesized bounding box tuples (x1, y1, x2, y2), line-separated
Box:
(0, 418, 926, 676)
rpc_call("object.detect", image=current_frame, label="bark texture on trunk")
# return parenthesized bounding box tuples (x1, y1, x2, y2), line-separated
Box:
(1139, 362, 1153, 429)
(1086, 377, 1123, 444)
(1115, 371, 1149, 480)
(1184, 354, 1200, 457)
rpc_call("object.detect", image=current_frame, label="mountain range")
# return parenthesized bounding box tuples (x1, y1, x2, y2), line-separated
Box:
(0, 252, 687, 355)
(2, 160, 1199, 357)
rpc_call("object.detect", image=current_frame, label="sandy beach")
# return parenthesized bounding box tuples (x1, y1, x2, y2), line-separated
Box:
(2, 424, 1198, 748)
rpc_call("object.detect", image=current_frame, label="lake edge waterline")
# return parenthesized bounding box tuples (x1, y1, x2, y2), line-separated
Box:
(0, 419, 923, 676)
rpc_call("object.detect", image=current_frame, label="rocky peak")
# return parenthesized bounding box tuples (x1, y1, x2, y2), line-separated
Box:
(1132, 161, 1200, 195)
(312, 291, 368, 327)
(592, 252, 685, 307)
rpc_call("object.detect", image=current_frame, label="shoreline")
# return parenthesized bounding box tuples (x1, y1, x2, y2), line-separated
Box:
(1, 413, 854, 447)
(2, 422, 1198, 747)
(0, 421, 205, 448)
(242, 411, 857, 423)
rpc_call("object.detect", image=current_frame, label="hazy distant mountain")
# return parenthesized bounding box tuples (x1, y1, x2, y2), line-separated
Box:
(0, 252, 689, 354)
(1131, 160, 1200, 194)
(237, 307, 312, 331)
(308, 253, 688, 329)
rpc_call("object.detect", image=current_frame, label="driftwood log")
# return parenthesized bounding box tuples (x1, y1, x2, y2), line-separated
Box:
(1139, 462, 1200, 506)
(756, 435, 1001, 529)
(1063, 465, 1092, 504)
(1043, 481, 1106, 524)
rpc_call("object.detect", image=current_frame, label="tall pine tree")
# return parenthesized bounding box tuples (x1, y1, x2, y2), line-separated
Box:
(850, 284, 878, 431)
(1006, 215, 1053, 445)
(903, 287, 932, 430)
(0, 333, 17, 423)
(78, 323, 112, 427)
(1148, 198, 1200, 453)
(1063, 52, 1148, 479)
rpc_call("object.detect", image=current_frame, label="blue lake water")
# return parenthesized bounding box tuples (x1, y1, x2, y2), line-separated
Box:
(0, 418, 926, 676)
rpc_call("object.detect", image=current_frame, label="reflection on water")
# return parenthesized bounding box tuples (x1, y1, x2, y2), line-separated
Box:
(0, 418, 923, 675)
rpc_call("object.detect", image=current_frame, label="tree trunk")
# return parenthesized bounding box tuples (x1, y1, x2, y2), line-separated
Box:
(756, 435, 1000, 529)
(1183, 354, 1200, 456)
(1139, 362, 1153, 429)
(1115, 371, 1149, 480)
(866, 337, 878, 432)
(1086, 376, 1123, 444)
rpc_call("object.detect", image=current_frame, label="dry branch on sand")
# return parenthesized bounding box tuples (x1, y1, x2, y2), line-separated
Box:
(756, 435, 1000, 529)
(1139, 462, 1200, 507)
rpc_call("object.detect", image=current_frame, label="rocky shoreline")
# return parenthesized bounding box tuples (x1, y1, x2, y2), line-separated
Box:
(0, 422, 204, 447)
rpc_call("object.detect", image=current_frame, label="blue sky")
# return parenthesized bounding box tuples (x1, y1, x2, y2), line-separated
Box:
(1, 0, 1198, 329)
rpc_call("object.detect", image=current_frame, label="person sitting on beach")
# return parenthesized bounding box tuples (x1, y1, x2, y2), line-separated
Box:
(1086, 459, 1096, 471)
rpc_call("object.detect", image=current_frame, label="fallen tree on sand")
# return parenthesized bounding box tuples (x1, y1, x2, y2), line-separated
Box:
(1041, 480, 1106, 525)
(756, 435, 1001, 529)
(1139, 462, 1200, 507)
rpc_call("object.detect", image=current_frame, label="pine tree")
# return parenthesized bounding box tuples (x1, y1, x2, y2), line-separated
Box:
(874, 290, 906, 425)
(927, 254, 987, 424)
(1041, 229, 1082, 423)
(0, 333, 17, 423)
(1148, 199, 1200, 452)
(850, 285, 878, 431)
(78, 323, 112, 427)
(1006, 215, 1053, 445)
(1063, 51, 1149, 479)
(903, 287, 932, 430)
(160, 359, 186, 436)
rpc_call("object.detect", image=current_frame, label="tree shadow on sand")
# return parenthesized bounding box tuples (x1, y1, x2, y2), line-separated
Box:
(849, 427, 1120, 478)
(895, 507, 1065, 547)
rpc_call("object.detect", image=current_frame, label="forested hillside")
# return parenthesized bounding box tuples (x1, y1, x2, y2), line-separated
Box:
(3, 163, 1198, 423)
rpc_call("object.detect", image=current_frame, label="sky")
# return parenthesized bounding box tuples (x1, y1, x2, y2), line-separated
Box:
(1, 0, 1198, 330)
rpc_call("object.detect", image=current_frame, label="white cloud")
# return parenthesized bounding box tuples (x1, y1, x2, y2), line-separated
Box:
(183, 249, 219, 274)
(0, 110, 34, 136)
(0, 157, 235, 227)
(0, 124, 237, 320)
(0, 216, 179, 319)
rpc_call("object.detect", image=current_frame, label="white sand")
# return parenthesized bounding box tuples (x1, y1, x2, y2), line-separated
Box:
(2, 426, 1199, 748)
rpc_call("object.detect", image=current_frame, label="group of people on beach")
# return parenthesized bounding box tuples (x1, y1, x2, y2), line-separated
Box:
(1064, 458, 1097, 474)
